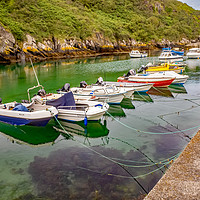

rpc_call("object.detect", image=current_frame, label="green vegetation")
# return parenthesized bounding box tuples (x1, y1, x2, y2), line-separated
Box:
(0, 0, 200, 43)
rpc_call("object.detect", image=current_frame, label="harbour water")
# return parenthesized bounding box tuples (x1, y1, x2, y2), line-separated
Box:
(0, 54, 200, 200)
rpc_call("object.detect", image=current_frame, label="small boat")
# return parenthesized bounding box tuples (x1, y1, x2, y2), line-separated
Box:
(162, 48, 184, 56)
(0, 99, 58, 126)
(68, 82, 133, 104)
(186, 48, 200, 59)
(104, 81, 153, 93)
(159, 49, 184, 62)
(32, 91, 109, 122)
(117, 72, 175, 87)
(157, 71, 189, 85)
(145, 62, 185, 74)
(129, 50, 148, 58)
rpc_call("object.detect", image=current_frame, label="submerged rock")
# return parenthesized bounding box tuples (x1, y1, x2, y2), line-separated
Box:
(28, 146, 162, 200)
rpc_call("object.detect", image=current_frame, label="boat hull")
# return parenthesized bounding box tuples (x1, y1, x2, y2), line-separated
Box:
(105, 81, 153, 93)
(130, 54, 147, 58)
(57, 108, 106, 122)
(0, 104, 58, 126)
(187, 54, 200, 59)
(0, 114, 53, 126)
(73, 93, 125, 104)
(158, 57, 183, 62)
(117, 77, 175, 87)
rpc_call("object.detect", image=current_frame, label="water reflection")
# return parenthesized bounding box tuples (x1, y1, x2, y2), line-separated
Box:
(106, 105, 126, 118)
(0, 120, 60, 146)
(168, 84, 187, 94)
(147, 87, 174, 98)
(55, 120, 110, 147)
(120, 98, 135, 109)
(132, 92, 153, 102)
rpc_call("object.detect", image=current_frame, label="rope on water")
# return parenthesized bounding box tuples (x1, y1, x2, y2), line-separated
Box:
(53, 117, 176, 176)
(76, 162, 169, 179)
(106, 111, 200, 135)
(53, 115, 73, 139)
(111, 154, 179, 165)
(109, 136, 180, 164)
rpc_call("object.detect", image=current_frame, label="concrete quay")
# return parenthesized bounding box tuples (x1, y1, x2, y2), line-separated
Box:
(144, 130, 200, 200)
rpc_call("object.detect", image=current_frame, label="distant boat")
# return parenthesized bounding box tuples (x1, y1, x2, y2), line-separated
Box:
(129, 50, 148, 58)
(162, 48, 184, 56)
(186, 48, 200, 59)
(159, 48, 184, 62)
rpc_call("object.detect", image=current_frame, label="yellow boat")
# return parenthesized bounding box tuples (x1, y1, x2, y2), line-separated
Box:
(146, 63, 185, 74)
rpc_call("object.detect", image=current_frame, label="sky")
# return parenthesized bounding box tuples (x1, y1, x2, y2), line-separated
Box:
(178, 0, 200, 10)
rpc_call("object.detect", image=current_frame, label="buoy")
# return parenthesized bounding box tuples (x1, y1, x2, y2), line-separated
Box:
(84, 116, 88, 126)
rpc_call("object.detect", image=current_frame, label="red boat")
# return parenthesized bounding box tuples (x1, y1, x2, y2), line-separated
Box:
(117, 73, 175, 87)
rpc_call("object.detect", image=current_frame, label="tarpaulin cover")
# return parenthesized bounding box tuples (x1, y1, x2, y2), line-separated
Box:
(46, 92, 76, 110)
(13, 104, 29, 112)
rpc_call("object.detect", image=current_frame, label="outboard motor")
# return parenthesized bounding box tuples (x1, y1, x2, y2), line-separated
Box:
(61, 83, 70, 92)
(80, 81, 87, 88)
(125, 69, 136, 77)
(96, 77, 104, 85)
(37, 89, 46, 96)
(137, 65, 148, 73)
(0, 98, 2, 104)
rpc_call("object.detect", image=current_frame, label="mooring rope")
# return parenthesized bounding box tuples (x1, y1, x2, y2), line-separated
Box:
(53, 115, 177, 180)
(106, 110, 200, 135)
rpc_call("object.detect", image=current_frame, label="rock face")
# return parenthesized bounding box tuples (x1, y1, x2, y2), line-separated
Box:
(0, 25, 15, 52)
(0, 26, 197, 63)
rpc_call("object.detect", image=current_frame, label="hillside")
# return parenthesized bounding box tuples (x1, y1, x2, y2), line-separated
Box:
(0, 0, 200, 43)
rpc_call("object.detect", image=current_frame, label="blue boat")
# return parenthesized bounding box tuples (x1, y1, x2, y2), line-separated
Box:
(162, 48, 184, 56)
(0, 99, 58, 126)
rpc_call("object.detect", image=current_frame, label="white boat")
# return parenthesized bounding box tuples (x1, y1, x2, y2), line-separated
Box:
(0, 100, 58, 126)
(159, 50, 183, 62)
(129, 50, 148, 58)
(186, 48, 200, 59)
(117, 72, 175, 87)
(156, 71, 189, 85)
(104, 81, 153, 93)
(32, 92, 109, 122)
(68, 85, 133, 104)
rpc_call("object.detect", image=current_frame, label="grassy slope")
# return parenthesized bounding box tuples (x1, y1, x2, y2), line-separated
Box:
(0, 0, 200, 43)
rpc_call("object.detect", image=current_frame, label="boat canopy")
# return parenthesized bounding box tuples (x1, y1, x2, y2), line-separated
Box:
(46, 92, 76, 110)
(13, 104, 29, 112)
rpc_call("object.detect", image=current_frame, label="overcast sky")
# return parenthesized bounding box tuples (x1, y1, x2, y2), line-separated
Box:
(178, 0, 200, 10)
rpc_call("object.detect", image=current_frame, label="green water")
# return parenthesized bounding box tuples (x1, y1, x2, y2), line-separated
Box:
(0, 54, 200, 200)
